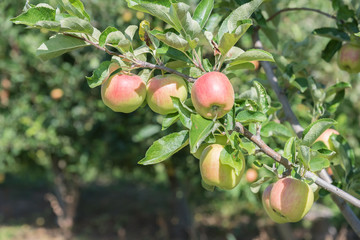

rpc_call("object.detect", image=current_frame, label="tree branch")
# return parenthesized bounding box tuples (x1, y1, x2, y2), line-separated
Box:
(234, 121, 360, 209)
(63, 33, 196, 83)
(266, 7, 337, 23)
(252, 31, 360, 236)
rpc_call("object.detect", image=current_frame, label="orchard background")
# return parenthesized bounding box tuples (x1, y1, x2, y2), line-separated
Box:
(1, 0, 360, 239)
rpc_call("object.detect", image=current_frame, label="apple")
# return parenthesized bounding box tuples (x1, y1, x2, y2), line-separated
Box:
(101, 73, 146, 113)
(269, 178, 314, 222)
(250, 61, 260, 70)
(315, 129, 339, 149)
(245, 168, 258, 183)
(337, 43, 360, 73)
(262, 184, 288, 223)
(50, 88, 64, 100)
(191, 72, 234, 119)
(199, 144, 244, 190)
(146, 74, 188, 115)
(192, 134, 228, 159)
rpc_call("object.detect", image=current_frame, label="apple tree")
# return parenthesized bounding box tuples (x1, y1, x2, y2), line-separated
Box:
(10, 0, 360, 237)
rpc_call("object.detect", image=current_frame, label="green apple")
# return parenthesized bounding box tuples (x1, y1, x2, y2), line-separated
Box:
(146, 74, 188, 115)
(191, 72, 234, 119)
(101, 73, 146, 113)
(337, 43, 360, 73)
(199, 144, 244, 190)
(269, 177, 314, 222)
(262, 184, 288, 223)
(192, 134, 228, 159)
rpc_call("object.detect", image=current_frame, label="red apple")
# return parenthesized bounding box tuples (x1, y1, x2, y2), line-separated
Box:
(101, 73, 146, 113)
(191, 72, 234, 119)
(337, 43, 360, 73)
(262, 184, 288, 223)
(269, 178, 314, 222)
(315, 129, 339, 149)
(146, 74, 188, 115)
(200, 144, 244, 190)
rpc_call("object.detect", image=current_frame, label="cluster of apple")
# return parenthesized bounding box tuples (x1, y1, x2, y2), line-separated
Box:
(337, 43, 360, 73)
(101, 63, 234, 118)
(101, 62, 342, 223)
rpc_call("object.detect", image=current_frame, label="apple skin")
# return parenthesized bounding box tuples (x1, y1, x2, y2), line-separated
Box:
(245, 168, 258, 183)
(262, 184, 288, 223)
(269, 178, 314, 222)
(146, 74, 188, 115)
(315, 129, 339, 149)
(191, 72, 234, 119)
(192, 135, 228, 159)
(101, 73, 146, 113)
(199, 144, 244, 190)
(337, 44, 360, 73)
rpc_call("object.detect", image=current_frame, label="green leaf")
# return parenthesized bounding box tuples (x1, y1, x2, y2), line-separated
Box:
(11, 5, 56, 26)
(86, 61, 111, 88)
(139, 130, 189, 165)
(253, 81, 270, 113)
(239, 139, 256, 155)
(217, 0, 263, 40)
(321, 40, 342, 62)
(36, 34, 88, 61)
(99, 26, 118, 47)
(125, 25, 139, 40)
(171, 97, 192, 129)
(261, 25, 279, 48)
(59, 17, 93, 34)
(326, 82, 351, 97)
(330, 134, 355, 175)
(309, 157, 330, 172)
(299, 145, 311, 168)
(193, 0, 214, 28)
(236, 110, 267, 123)
(229, 49, 274, 66)
(261, 122, 294, 138)
(125, 0, 178, 31)
(218, 19, 252, 55)
(156, 45, 190, 62)
(250, 177, 272, 193)
(162, 113, 180, 130)
(312, 27, 350, 42)
(34, 20, 61, 32)
(302, 119, 336, 146)
(151, 30, 189, 52)
(189, 114, 219, 153)
(56, 0, 90, 21)
(283, 137, 296, 163)
(219, 146, 244, 175)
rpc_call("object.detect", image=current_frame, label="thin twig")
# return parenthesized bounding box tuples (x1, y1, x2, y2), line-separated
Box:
(63, 33, 196, 82)
(234, 122, 360, 209)
(267, 7, 337, 23)
(252, 31, 360, 236)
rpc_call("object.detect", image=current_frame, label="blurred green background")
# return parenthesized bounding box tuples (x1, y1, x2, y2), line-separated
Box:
(0, 0, 359, 239)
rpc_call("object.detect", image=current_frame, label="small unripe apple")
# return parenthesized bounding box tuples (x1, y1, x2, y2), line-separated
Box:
(192, 134, 228, 159)
(146, 74, 188, 115)
(245, 168, 258, 183)
(101, 73, 146, 113)
(262, 184, 288, 223)
(191, 72, 234, 119)
(337, 43, 360, 73)
(200, 144, 244, 190)
(269, 178, 314, 222)
(315, 129, 339, 150)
